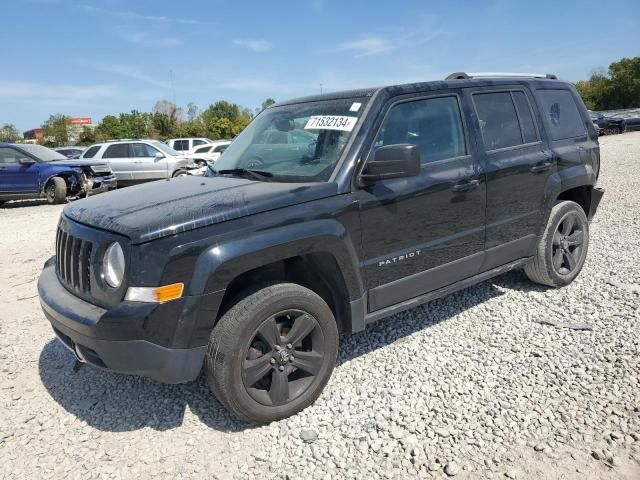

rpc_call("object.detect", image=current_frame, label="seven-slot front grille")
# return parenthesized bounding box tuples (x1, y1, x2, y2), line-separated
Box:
(55, 225, 93, 295)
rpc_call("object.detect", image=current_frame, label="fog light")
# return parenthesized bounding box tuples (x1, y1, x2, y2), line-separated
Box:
(125, 283, 184, 303)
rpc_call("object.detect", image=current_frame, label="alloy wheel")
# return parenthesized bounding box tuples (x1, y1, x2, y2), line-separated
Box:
(551, 211, 585, 276)
(242, 309, 326, 407)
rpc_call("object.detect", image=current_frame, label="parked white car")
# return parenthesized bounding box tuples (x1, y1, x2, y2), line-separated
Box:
(165, 138, 213, 154)
(80, 139, 197, 186)
(184, 141, 232, 165)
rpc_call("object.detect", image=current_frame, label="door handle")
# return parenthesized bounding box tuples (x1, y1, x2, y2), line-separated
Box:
(530, 161, 552, 173)
(451, 179, 479, 192)
(0, 167, 7, 171)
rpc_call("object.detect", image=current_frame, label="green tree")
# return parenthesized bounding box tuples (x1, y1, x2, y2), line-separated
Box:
(95, 115, 123, 141)
(575, 57, 640, 110)
(0, 123, 21, 142)
(261, 98, 276, 110)
(608, 57, 640, 109)
(41, 114, 69, 147)
(118, 110, 151, 138)
(77, 126, 97, 145)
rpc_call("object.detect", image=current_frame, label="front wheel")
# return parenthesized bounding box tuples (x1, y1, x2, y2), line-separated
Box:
(525, 200, 589, 287)
(45, 177, 67, 205)
(172, 169, 188, 178)
(206, 283, 339, 423)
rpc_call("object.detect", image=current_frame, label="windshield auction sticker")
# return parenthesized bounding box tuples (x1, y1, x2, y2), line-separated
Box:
(304, 115, 358, 132)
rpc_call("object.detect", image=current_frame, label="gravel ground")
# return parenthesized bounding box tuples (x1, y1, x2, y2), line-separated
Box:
(1, 132, 639, 480)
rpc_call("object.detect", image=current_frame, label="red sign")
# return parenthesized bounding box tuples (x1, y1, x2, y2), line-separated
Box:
(66, 117, 92, 125)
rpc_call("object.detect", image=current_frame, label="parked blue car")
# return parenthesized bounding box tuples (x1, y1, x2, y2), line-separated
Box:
(0, 143, 117, 205)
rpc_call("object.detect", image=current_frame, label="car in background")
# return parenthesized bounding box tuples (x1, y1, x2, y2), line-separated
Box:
(54, 147, 85, 159)
(80, 140, 198, 186)
(166, 137, 213, 154)
(611, 111, 640, 131)
(589, 111, 626, 134)
(593, 122, 603, 136)
(184, 140, 232, 166)
(0, 143, 116, 205)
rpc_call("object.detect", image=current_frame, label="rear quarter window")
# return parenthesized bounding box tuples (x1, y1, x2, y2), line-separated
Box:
(537, 89, 586, 141)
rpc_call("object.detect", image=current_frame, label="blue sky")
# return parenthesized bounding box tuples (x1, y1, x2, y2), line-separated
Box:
(2, 0, 638, 131)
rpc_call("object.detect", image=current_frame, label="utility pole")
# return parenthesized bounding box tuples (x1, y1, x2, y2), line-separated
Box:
(170, 69, 181, 137)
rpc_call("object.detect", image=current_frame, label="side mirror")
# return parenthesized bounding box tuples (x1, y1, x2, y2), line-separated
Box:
(154, 152, 165, 159)
(19, 157, 36, 165)
(360, 144, 421, 185)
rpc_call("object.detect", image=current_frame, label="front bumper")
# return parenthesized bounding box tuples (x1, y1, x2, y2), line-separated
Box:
(588, 187, 605, 221)
(86, 174, 118, 196)
(37, 262, 205, 383)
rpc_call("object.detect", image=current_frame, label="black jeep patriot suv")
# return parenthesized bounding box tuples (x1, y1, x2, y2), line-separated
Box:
(38, 72, 604, 423)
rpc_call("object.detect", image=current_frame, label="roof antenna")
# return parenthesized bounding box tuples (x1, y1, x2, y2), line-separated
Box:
(170, 69, 181, 137)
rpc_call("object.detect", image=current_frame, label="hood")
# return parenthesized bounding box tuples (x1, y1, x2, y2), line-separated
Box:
(63, 176, 338, 243)
(47, 159, 108, 168)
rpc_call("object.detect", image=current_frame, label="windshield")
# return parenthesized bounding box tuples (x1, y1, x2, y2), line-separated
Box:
(150, 140, 180, 156)
(212, 97, 368, 182)
(17, 144, 67, 161)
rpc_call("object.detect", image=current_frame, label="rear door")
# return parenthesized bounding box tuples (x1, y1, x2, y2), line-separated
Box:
(102, 143, 132, 183)
(354, 91, 486, 312)
(0, 147, 39, 195)
(465, 86, 554, 270)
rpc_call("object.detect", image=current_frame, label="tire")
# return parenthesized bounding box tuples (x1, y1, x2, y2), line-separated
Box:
(206, 283, 339, 423)
(45, 177, 67, 205)
(525, 200, 589, 287)
(172, 169, 188, 178)
(619, 125, 625, 134)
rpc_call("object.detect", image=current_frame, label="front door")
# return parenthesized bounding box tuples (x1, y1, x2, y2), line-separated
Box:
(130, 143, 167, 181)
(0, 147, 39, 196)
(354, 92, 486, 312)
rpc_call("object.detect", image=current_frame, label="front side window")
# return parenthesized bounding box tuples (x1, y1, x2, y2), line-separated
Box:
(474, 92, 523, 150)
(374, 96, 466, 164)
(103, 144, 130, 158)
(83, 145, 100, 158)
(537, 89, 586, 140)
(213, 145, 228, 153)
(131, 143, 158, 157)
(0, 147, 23, 164)
(213, 97, 369, 182)
(195, 145, 212, 153)
(193, 139, 207, 147)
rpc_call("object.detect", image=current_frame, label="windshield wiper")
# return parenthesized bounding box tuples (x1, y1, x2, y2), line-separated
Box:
(215, 168, 274, 181)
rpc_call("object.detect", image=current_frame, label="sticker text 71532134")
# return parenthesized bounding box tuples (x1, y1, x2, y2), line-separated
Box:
(304, 115, 358, 132)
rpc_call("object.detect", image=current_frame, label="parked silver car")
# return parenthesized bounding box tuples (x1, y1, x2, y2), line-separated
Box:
(79, 140, 196, 186)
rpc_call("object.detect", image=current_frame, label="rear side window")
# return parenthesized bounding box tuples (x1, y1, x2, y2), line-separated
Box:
(537, 89, 586, 140)
(173, 140, 188, 151)
(83, 145, 100, 158)
(512, 92, 538, 144)
(375, 96, 466, 165)
(194, 145, 212, 153)
(473, 92, 523, 150)
(103, 144, 130, 158)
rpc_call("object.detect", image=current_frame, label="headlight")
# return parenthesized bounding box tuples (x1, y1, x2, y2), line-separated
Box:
(103, 242, 125, 288)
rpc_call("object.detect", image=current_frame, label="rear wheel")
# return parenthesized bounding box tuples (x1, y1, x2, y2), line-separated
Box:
(525, 201, 589, 287)
(45, 177, 67, 205)
(206, 283, 339, 423)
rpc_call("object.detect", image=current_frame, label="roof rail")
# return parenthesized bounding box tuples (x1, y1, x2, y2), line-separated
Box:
(446, 72, 558, 80)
